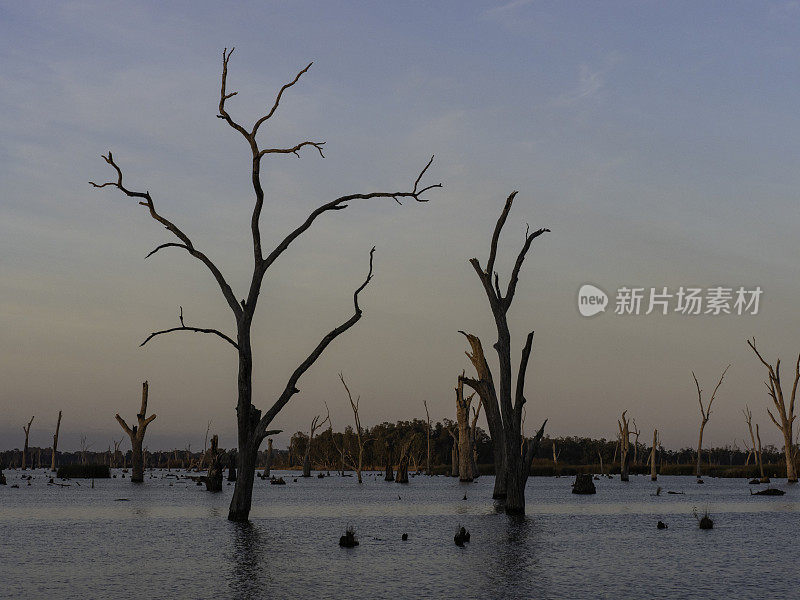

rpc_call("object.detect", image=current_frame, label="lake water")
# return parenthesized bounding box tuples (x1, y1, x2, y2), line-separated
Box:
(1, 469, 797, 599)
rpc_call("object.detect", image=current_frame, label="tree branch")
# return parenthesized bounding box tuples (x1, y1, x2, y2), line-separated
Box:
(259, 157, 440, 275)
(258, 141, 326, 159)
(89, 152, 242, 320)
(254, 247, 376, 440)
(252, 62, 313, 137)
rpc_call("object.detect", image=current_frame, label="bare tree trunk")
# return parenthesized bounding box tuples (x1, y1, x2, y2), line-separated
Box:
(447, 428, 459, 477)
(650, 429, 658, 481)
(455, 376, 475, 482)
(424, 400, 431, 475)
(631, 419, 641, 465)
(692, 366, 729, 479)
(696, 422, 706, 479)
(22, 416, 34, 470)
(206, 435, 224, 491)
(470, 398, 482, 479)
(51, 411, 62, 472)
(756, 424, 765, 479)
(384, 442, 394, 481)
(598, 450, 604, 475)
(92, 49, 438, 522)
(116, 381, 157, 483)
(618, 411, 630, 481)
(263, 438, 273, 477)
(395, 437, 414, 483)
(748, 339, 799, 482)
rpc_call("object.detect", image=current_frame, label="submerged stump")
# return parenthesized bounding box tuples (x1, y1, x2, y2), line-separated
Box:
(572, 473, 596, 495)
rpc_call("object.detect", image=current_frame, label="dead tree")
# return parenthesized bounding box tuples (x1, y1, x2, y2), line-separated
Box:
(423, 400, 432, 475)
(384, 441, 395, 481)
(631, 419, 641, 465)
(200, 420, 212, 470)
(692, 365, 729, 479)
(263, 438, 273, 477)
(115, 381, 157, 483)
(617, 411, 631, 481)
(302, 413, 329, 477)
(446, 426, 459, 477)
(112, 438, 123, 468)
(470, 398, 483, 478)
(747, 339, 799, 482)
(649, 429, 658, 481)
(90, 49, 438, 522)
(339, 374, 369, 483)
(395, 436, 415, 483)
(552, 441, 563, 475)
(743, 405, 764, 478)
(458, 192, 549, 513)
(22, 416, 34, 470)
(206, 434, 224, 491)
(51, 411, 62, 472)
(455, 375, 477, 482)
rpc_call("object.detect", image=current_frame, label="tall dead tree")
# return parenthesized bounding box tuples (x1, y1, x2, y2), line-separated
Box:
(455, 375, 477, 482)
(22, 416, 34, 470)
(617, 411, 631, 481)
(51, 411, 62, 472)
(747, 339, 799, 482)
(458, 192, 549, 514)
(302, 413, 329, 477)
(743, 405, 764, 479)
(692, 365, 729, 479)
(423, 400, 432, 475)
(90, 49, 438, 522)
(115, 381, 157, 483)
(339, 374, 369, 484)
(649, 429, 658, 481)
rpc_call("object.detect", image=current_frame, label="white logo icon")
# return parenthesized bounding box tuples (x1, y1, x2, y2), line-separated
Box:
(578, 284, 608, 317)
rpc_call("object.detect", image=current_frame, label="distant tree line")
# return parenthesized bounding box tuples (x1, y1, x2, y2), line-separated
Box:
(2, 420, 790, 477)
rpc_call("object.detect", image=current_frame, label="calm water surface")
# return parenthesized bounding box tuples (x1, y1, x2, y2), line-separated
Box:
(1, 469, 797, 599)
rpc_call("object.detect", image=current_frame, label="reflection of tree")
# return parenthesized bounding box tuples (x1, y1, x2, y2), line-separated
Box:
(229, 522, 267, 600)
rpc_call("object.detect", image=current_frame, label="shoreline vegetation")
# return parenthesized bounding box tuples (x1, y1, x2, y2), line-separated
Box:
(2, 425, 791, 481)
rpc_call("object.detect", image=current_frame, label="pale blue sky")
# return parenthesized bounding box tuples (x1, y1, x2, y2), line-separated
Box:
(2, 1, 800, 452)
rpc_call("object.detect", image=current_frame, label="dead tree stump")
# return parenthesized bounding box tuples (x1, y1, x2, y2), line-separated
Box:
(572, 473, 596, 494)
(205, 435, 224, 492)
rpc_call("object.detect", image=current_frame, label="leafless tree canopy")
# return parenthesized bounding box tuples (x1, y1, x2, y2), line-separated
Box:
(90, 48, 439, 521)
(459, 191, 549, 513)
(747, 338, 799, 482)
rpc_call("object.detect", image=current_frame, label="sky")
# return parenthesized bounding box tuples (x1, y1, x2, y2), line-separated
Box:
(2, 1, 800, 454)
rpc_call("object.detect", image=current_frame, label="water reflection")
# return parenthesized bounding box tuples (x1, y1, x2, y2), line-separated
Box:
(229, 521, 270, 600)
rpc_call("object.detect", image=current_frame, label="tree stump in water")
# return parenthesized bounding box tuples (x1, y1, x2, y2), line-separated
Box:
(205, 435, 224, 492)
(699, 515, 713, 529)
(339, 527, 359, 548)
(572, 473, 596, 494)
(454, 526, 470, 546)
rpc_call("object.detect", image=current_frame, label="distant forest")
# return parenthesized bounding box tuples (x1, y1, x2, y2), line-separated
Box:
(1, 418, 788, 478)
